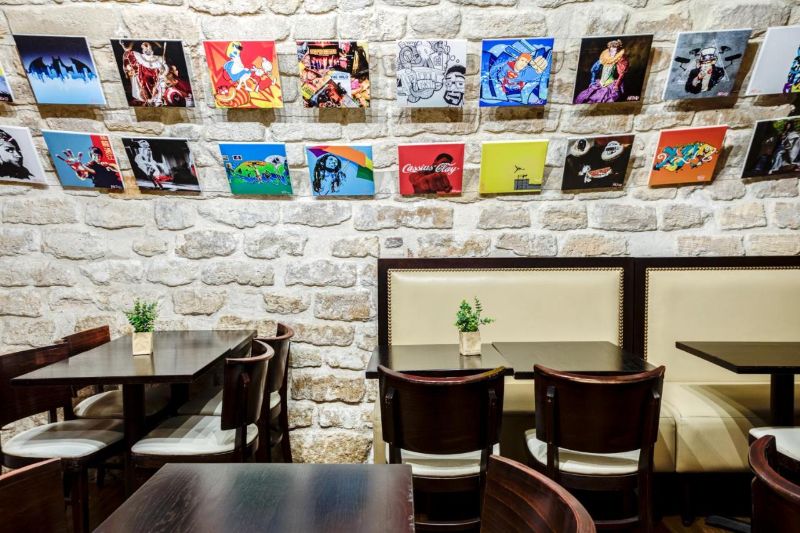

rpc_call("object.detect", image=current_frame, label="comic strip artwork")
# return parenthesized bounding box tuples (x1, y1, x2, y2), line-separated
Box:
(742, 117, 800, 179)
(573, 34, 653, 104)
(479, 38, 554, 107)
(42, 131, 123, 190)
(13, 35, 105, 105)
(397, 143, 464, 195)
(396, 40, 467, 108)
(562, 135, 634, 191)
(121, 137, 200, 192)
(111, 39, 195, 107)
(0, 126, 45, 184)
(479, 140, 548, 193)
(663, 30, 751, 101)
(649, 126, 728, 186)
(203, 41, 282, 109)
(219, 142, 292, 196)
(747, 25, 800, 96)
(0, 63, 14, 103)
(297, 41, 370, 108)
(305, 145, 374, 196)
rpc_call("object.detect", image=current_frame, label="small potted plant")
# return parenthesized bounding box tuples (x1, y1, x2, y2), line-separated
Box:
(455, 297, 494, 356)
(125, 299, 158, 355)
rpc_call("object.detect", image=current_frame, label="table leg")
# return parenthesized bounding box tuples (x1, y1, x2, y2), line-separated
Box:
(170, 383, 189, 413)
(770, 374, 795, 427)
(122, 384, 145, 496)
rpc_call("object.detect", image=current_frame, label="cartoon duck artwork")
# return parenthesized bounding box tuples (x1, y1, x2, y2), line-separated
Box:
(203, 40, 283, 109)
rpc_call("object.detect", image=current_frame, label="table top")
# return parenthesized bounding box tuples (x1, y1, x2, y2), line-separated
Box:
(676, 341, 800, 374)
(12, 330, 255, 386)
(366, 343, 512, 379)
(95, 463, 415, 533)
(495, 341, 653, 379)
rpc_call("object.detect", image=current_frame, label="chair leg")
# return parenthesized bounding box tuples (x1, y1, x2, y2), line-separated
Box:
(279, 406, 292, 463)
(96, 465, 106, 488)
(69, 468, 90, 533)
(638, 471, 653, 533)
(256, 420, 269, 463)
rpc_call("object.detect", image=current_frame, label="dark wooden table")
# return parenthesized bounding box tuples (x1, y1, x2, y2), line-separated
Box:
(95, 463, 415, 533)
(495, 341, 653, 379)
(365, 343, 513, 379)
(676, 341, 800, 426)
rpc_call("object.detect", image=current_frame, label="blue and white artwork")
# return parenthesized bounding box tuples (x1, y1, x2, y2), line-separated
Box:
(479, 38, 554, 107)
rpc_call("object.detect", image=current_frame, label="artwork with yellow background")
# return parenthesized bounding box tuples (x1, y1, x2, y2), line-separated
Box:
(479, 140, 548, 193)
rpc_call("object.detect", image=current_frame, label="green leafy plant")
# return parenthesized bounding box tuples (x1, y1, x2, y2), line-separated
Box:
(454, 297, 494, 333)
(125, 299, 158, 333)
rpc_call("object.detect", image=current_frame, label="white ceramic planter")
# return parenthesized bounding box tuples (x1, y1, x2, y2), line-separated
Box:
(132, 332, 153, 355)
(459, 331, 481, 356)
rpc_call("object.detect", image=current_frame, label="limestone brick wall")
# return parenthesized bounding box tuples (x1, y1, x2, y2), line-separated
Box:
(1, 0, 800, 462)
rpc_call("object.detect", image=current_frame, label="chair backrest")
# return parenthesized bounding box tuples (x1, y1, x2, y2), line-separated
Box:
(259, 323, 294, 396)
(379, 365, 505, 457)
(750, 435, 800, 533)
(61, 325, 110, 357)
(0, 458, 68, 533)
(481, 455, 595, 533)
(0, 344, 72, 428)
(221, 340, 273, 431)
(535, 365, 665, 455)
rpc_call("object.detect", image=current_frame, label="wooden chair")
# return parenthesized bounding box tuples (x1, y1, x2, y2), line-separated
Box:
(378, 365, 505, 531)
(131, 340, 273, 479)
(481, 455, 595, 533)
(0, 344, 125, 533)
(750, 435, 800, 533)
(528, 365, 665, 532)
(258, 323, 294, 463)
(0, 458, 68, 533)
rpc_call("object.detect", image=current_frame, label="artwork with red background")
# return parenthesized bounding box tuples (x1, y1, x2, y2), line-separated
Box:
(397, 142, 464, 195)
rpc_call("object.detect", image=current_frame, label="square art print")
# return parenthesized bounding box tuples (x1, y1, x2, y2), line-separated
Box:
(297, 41, 370, 108)
(479, 140, 548, 193)
(111, 39, 195, 107)
(121, 137, 200, 192)
(0, 126, 45, 184)
(746, 25, 800, 95)
(42, 130, 124, 190)
(219, 142, 292, 196)
(203, 40, 282, 109)
(397, 143, 464, 195)
(0, 62, 14, 103)
(13, 34, 105, 105)
(649, 126, 728, 186)
(305, 145, 374, 196)
(573, 34, 653, 104)
(479, 38, 554, 107)
(741, 117, 800, 179)
(562, 135, 634, 191)
(396, 40, 467, 108)
(663, 29, 751, 100)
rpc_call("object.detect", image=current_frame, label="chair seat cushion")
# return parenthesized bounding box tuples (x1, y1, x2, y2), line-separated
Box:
(74, 384, 171, 419)
(749, 427, 800, 462)
(384, 443, 500, 477)
(4, 419, 123, 459)
(131, 415, 258, 456)
(178, 388, 280, 417)
(525, 430, 640, 475)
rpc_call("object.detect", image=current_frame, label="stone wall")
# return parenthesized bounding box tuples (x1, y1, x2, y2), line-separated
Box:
(1, 0, 800, 463)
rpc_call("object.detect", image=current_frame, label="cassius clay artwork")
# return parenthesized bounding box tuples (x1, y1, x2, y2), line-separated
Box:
(562, 135, 635, 191)
(747, 25, 800, 96)
(111, 39, 195, 107)
(741, 117, 800, 179)
(203, 40, 282, 109)
(479, 38, 554, 107)
(121, 137, 200, 192)
(396, 40, 467, 108)
(397, 143, 464, 195)
(0, 126, 46, 184)
(572, 34, 653, 104)
(42, 131, 123, 190)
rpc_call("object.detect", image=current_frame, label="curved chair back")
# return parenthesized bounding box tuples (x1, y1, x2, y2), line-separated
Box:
(0, 458, 67, 533)
(61, 326, 110, 357)
(260, 323, 294, 397)
(481, 455, 595, 533)
(534, 365, 665, 456)
(750, 435, 800, 533)
(221, 340, 273, 431)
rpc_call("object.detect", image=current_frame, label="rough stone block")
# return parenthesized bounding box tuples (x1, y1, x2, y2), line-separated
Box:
(314, 291, 374, 321)
(331, 236, 379, 258)
(539, 204, 588, 230)
(495, 233, 557, 257)
(290, 322, 355, 346)
(282, 203, 351, 227)
(201, 261, 275, 286)
(263, 293, 311, 314)
(717, 203, 767, 230)
(3, 197, 77, 225)
(175, 230, 238, 259)
(286, 260, 357, 287)
(590, 204, 657, 232)
(561, 234, 628, 256)
(676, 236, 744, 256)
(43, 231, 106, 260)
(244, 231, 307, 259)
(477, 205, 530, 229)
(172, 289, 227, 315)
(417, 234, 491, 257)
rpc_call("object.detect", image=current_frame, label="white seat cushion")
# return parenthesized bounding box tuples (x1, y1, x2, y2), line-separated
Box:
(749, 427, 800, 462)
(131, 415, 258, 456)
(525, 429, 640, 475)
(384, 443, 500, 477)
(178, 388, 280, 417)
(4, 419, 123, 459)
(74, 384, 171, 419)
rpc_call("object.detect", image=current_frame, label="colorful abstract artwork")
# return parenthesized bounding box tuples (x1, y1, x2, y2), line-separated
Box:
(305, 145, 374, 196)
(0, 62, 14, 103)
(121, 137, 200, 192)
(13, 34, 105, 105)
(396, 40, 467, 108)
(0, 126, 45, 184)
(42, 130, 123, 190)
(479, 38, 554, 107)
(297, 41, 370, 108)
(111, 39, 195, 107)
(742, 117, 800, 179)
(203, 40, 282, 109)
(573, 34, 653, 104)
(479, 140, 548, 193)
(219, 142, 292, 195)
(664, 29, 751, 100)
(397, 143, 464, 195)
(649, 126, 728, 186)
(562, 135, 634, 191)
(747, 25, 800, 96)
